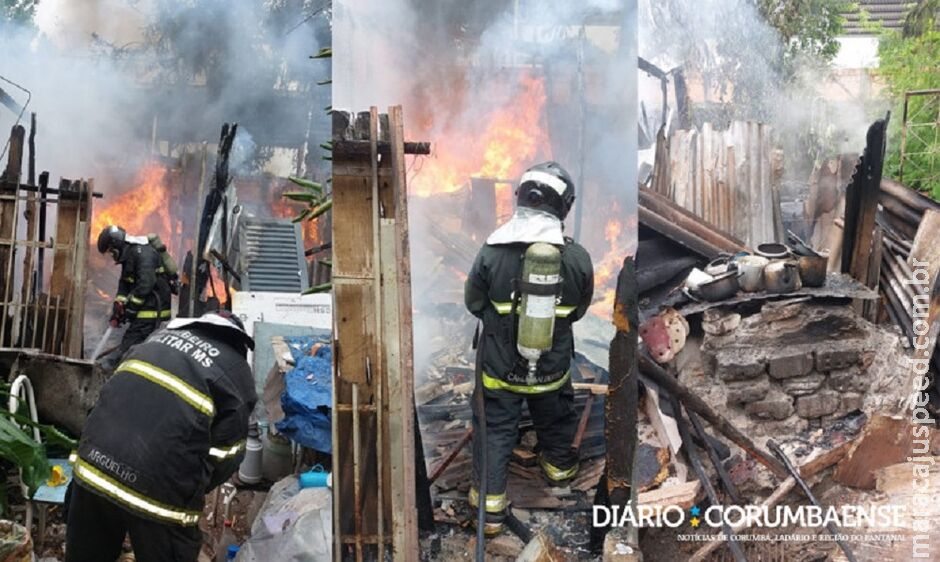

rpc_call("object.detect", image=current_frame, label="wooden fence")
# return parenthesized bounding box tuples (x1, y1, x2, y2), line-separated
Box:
(650, 121, 783, 248)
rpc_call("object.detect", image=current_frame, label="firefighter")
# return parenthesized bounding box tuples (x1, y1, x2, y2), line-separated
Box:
(65, 311, 257, 562)
(464, 161, 594, 535)
(96, 225, 173, 366)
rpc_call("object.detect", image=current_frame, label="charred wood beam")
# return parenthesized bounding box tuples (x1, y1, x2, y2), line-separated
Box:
(333, 140, 431, 157)
(674, 398, 748, 562)
(843, 115, 889, 279)
(592, 257, 640, 552)
(687, 410, 742, 505)
(767, 440, 858, 562)
(881, 178, 940, 218)
(0, 180, 103, 199)
(639, 186, 747, 258)
(638, 352, 788, 479)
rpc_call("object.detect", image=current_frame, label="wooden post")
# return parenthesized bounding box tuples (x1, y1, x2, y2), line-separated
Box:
(388, 105, 419, 557)
(595, 257, 640, 555)
(332, 109, 426, 559)
(0, 125, 25, 340)
(67, 180, 92, 358)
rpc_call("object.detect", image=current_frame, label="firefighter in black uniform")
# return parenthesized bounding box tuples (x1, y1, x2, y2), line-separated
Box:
(97, 225, 173, 366)
(465, 161, 594, 535)
(65, 311, 257, 562)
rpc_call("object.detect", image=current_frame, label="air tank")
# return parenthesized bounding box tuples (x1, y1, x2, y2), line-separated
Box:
(516, 242, 562, 383)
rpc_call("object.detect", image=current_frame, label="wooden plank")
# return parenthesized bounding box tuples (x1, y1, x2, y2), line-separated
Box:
(50, 179, 80, 298)
(67, 219, 89, 357)
(637, 479, 700, 510)
(388, 105, 419, 559)
(833, 414, 911, 489)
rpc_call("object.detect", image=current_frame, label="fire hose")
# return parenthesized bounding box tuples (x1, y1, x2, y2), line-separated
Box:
(472, 324, 487, 562)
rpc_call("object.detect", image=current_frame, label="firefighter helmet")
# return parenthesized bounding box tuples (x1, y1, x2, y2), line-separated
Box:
(96, 225, 127, 254)
(167, 311, 256, 351)
(516, 161, 576, 220)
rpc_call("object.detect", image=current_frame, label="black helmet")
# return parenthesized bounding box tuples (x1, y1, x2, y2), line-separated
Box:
(515, 161, 576, 220)
(97, 225, 126, 254)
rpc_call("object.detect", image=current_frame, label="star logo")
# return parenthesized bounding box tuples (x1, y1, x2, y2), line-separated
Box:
(690, 505, 701, 517)
(690, 516, 701, 528)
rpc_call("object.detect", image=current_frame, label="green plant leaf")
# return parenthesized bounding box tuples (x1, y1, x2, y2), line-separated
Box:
(288, 176, 323, 193)
(303, 282, 333, 294)
(0, 415, 51, 495)
(311, 47, 332, 59)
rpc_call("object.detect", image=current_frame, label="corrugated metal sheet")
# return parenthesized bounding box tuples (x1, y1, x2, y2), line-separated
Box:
(239, 218, 308, 293)
(843, 1, 916, 35)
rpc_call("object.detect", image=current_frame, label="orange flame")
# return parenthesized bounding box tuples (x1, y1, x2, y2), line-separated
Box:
(410, 73, 550, 220)
(91, 164, 173, 249)
(588, 203, 629, 319)
(271, 188, 321, 248)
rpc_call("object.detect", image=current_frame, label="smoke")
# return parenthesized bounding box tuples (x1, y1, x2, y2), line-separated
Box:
(335, 0, 638, 377)
(0, 0, 331, 188)
(638, 0, 889, 173)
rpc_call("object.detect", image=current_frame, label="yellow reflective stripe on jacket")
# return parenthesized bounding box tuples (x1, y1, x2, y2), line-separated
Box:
(129, 295, 145, 306)
(68, 451, 77, 464)
(117, 359, 214, 417)
(539, 454, 579, 482)
(481, 370, 570, 394)
(209, 441, 245, 460)
(115, 295, 128, 303)
(135, 309, 172, 319)
(555, 305, 576, 317)
(468, 487, 507, 513)
(491, 300, 576, 318)
(74, 459, 201, 526)
(491, 300, 513, 314)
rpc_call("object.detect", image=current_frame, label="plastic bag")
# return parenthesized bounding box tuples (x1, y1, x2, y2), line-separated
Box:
(235, 476, 331, 562)
(0, 521, 32, 562)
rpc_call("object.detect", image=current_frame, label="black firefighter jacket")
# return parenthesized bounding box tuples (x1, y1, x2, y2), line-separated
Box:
(464, 239, 594, 392)
(73, 326, 257, 526)
(115, 242, 172, 321)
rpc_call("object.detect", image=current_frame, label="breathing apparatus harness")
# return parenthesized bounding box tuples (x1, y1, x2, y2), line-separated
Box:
(473, 241, 564, 557)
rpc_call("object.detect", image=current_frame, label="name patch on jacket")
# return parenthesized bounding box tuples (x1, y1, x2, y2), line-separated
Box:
(88, 448, 140, 484)
(150, 330, 221, 368)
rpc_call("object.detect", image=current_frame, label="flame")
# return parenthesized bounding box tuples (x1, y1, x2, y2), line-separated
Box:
(271, 188, 321, 248)
(95, 288, 110, 301)
(91, 164, 172, 249)
(410, 73, 550, 219)
(589, 203, 629, 319)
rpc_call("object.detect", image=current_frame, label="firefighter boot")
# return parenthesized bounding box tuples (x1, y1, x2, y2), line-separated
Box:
(468, 487, 507, 536)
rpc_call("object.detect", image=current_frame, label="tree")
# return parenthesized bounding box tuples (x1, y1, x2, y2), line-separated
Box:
(875, 0, 940, 198)
(1, 0, 36, 24)
(651, 0, 850, 122)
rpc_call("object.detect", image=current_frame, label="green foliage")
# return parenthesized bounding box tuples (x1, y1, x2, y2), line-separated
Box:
(0, 415, 50, 511)
(1, 0, 37, 24)
(757, 0, 849, 73)
(875, 2, 940, 198)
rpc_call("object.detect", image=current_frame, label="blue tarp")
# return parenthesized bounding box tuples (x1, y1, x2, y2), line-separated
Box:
(275, 336, 333, 453)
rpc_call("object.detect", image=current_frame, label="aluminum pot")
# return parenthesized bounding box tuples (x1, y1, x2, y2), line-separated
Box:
(797, 252, 829, 287)
(756, 243, 789, 260)
(737, 255, 769, 292)
(695, 270, 741, 301)
(764, 260, 801, 293)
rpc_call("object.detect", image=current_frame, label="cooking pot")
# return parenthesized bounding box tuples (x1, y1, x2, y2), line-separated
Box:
(756, 243, 789, 260)
(737, 255, 769, 292)
(797, 252, 829, 287)
(764, 260, 801, 294)
(695, 270, 740, 301)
